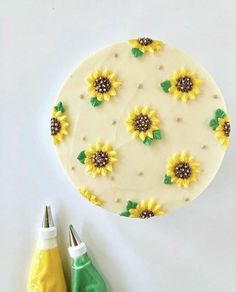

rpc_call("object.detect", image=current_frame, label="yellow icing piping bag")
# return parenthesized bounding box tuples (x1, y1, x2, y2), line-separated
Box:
(68, 225, 107, 292)
(27, 205, 68, 292)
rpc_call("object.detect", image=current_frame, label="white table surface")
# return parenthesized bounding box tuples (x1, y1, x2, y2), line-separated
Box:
(1, 1, 236, 291)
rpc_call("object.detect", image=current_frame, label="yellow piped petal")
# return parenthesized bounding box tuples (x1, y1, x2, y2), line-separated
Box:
(142, 106, 149, 115)
(78, 187, 102, 206)
(140, 132, 146, 141)
(109, 89, 116, 96)
(103, 93, 110, 101)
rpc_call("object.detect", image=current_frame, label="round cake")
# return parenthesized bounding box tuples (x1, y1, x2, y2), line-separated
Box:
(51, 38, 230, 219)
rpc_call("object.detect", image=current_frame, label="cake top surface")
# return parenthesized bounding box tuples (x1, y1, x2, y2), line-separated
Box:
(51, 39, 230, 219)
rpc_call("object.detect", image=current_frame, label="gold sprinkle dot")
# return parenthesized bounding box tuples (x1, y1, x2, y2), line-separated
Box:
(213, 94, 218, 99)
(80, 94, 84, 99)
(116, 198, 121, 203)
(71, 166, 75, 171)
(176, 117, 182, 123)
(82, 136, 87, 141)
(114, 53, 118, 58)
(185, 198, 190, 202)
(137, 171, 143, 176)
(201, 144, 207, 150)
(159, 65, 164, 70)
(110, 176, 115, 181)
(112, 120, 117, 125)
(138, 83, 143, 89)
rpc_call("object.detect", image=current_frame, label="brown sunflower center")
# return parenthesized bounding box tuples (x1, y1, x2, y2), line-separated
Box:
(134, 114, 152, 132)
(174, 162, 192, 179)
(223, 121, 230, 137)
(137, 37, 153, 46)
(93, 76, 111, 93)
(91, 151, 109, 168)
(176, 76, 193, 92)
(139, 209, 155, 219)
(51, 118, 61, 136)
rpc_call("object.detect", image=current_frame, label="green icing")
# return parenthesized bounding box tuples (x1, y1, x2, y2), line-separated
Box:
(126, 200, 138, 210)
(153, 129, 162, 140)
(209, 109, 226, 131)
(143, 136, 152, 145)
(120, 200, 138, 217)
(120, 211, 130, 217)
(90, 97, 102, 107)
(71, 253, 107, 291)
(143, 131, 162, 145)
(160, 80, 171, 93)
(164, 175, 172, 185)
(209, 119, 219, 130)
(215, 108, 226, 119)
(54, 101, 64, 113)
(77, 151, 86, 164)
(131, 48, 144, 58)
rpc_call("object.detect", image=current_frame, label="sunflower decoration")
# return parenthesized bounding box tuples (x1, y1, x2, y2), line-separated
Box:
(126, 106, 162, 145)
(78, 187, 102, 206)
(77, 142, 117, 177)
(87, 69, 121, 107)
(50, 101, 69, 145)
(209, 108, 231, 149)
(120, 200, 164, 219)
(160, 68, 202, 102)
(164, 152, 200, 188)
(128, 37, 163, 58)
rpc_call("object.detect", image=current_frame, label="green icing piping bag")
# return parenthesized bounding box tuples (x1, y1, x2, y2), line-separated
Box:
(68, 225, 107, 292)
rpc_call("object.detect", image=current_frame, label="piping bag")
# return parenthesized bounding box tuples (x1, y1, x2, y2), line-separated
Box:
(27, 205, 68, 292)
(68, 225, 107, 292)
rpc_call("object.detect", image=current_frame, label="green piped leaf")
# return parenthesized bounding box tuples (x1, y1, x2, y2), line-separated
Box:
(120, 211, 130, 217)
(90, 97, 102, 107)
(209, 119, 219, 130)
(77, 151, 86, 164)
(164, 175, 172, 185)
(215, 108, 226, 119)
(131, 48, 144, 58)
(153, 129, 162, 140)
(54, 101, 64, 113)
(160, 80, 171, 93)
(126, 200, 138, 210)
(143, 136, 153, 145)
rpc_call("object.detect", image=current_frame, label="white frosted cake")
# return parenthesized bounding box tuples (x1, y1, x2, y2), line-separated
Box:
(50, 38, 230, 219)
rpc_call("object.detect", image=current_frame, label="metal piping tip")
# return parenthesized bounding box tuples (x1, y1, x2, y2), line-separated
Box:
(69, 225, 82, 247)
(42, 205, 55, 228)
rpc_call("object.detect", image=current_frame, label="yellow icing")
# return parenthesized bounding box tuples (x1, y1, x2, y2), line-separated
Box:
(128, 38, 163, 53)
(51, 108, 69, 145)
(215, 115, 230, 149)
(78, 187, 102, 206)
(168, 68, 202, 102)
(166, 152, 200, 188)
(84, 142, 117, 177)
(87, 69, 121, 102)
(129, 200, 164, 218)
(27, 247, 67, 292)
(126, 106, 160, 141)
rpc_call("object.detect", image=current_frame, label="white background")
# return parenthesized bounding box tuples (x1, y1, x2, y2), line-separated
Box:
(1, 1, 236, 291)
